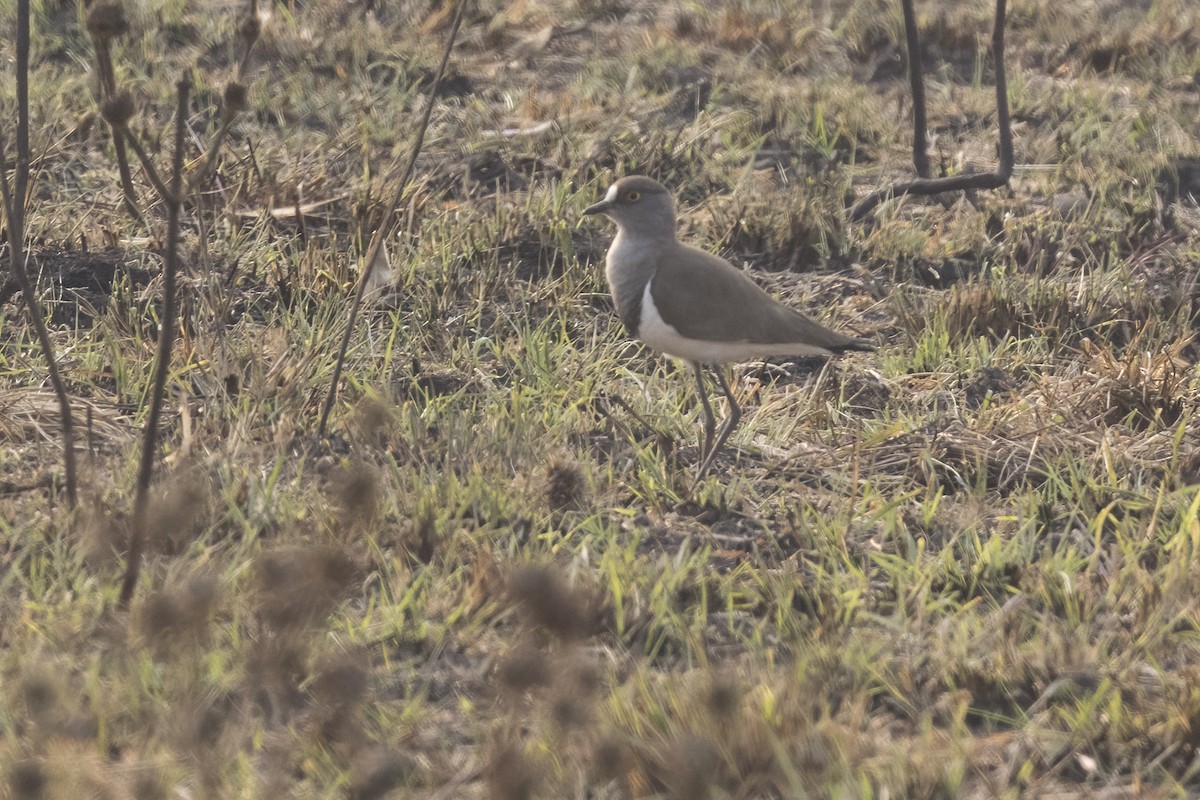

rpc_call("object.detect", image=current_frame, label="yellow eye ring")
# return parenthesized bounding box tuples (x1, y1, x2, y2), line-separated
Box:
(625, 191, 641, 202)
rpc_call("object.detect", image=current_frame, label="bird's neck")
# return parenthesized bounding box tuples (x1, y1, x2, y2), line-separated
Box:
(608, 228, 668, 280)
(611, 224, 675, 254)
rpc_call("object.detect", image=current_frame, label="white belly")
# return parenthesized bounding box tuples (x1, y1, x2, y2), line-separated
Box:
(637, 282, 830, 364)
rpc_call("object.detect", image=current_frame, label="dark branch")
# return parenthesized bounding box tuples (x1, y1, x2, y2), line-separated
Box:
(900, 0, 929, 178)
(92, 38, 143, 224)
(993, 0, 1013, 181)
(1, 0, 79, 507)
(850, 0, 1012, 221)
(119, 76, 191, 609)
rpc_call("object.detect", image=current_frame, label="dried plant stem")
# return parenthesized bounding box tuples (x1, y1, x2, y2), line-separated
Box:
(119, 126, 174, 201)
(112, 135, 142, 222)
(316, 0, 467, 436)
(192, 116, 237, 191)
(1, 0, 78, 507)
(900, 0, 930, 179)
(850, 0, 1012, 221)
(194, 3, 260, 192)
(118, 76, 191, 609)
(92, 38, 143, 224)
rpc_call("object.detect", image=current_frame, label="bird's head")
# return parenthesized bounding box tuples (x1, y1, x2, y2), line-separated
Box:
(583, 176, 676, 238)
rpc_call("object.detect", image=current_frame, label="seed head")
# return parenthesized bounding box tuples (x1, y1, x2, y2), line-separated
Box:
(21, 674, 58, 721)
(8, 760, 46, 800)
(699, 670, 741, 720)
(544, 456, 586, 512)
(349, 749, 415, 800)
(101, 92, 136, 127)
(495, 644, 550, 695)
(223, 81, 248, 115)
(86, 2, 129, 41)
(662, 735, 719, 800)
(238, 13, 262, 45)
(509, 563, 590, 640)
(485, 739, 537, 800)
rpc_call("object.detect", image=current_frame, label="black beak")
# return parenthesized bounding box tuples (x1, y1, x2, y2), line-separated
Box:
(582, 198, 612, 216)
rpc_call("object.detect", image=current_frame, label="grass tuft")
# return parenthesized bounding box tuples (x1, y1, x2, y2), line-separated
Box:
(6, 0, 1200, 795)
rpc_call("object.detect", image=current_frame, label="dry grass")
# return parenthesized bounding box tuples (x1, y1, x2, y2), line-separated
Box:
(4, 0, 1200, 796)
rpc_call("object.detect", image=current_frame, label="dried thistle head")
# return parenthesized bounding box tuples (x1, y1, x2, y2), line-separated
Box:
(592, 736, 630, 784)
(8, 759, 46, 800)
(237, 11, 262, 47)
(100, 92, 136, 128)
(349, 749, 416, 800)
(254, 546, 357, 631)
(543, 455, 586, 512)
(508, 563, 594, 640)
(494, 642, 551, 696)
(331, 460, 381, 529)
(222, 81, 248, 115)
(86, 1, 129, 41)
(661, 734, 719, 800)
(485, 738, 538, 800)
(136, 573, 218, 653)
(704, 671, 740, 719)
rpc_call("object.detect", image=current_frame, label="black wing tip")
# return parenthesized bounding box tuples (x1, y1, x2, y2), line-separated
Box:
(833, 338, 877, 354)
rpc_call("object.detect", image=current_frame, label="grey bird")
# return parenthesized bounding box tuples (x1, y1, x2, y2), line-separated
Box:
(583, 176, 875, 480)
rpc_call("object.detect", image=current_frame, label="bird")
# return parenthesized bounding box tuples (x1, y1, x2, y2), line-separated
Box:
(583, 175, 875, 481)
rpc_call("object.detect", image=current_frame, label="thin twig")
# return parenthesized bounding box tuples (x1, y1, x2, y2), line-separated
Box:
(118, 76, 190, 609)
(0, 475, 55, 496)
(92, 35, 143, 224)
(117, 126, 173, 202)
(111, 134, 142, 222)
(0, 140, 13, 231)
(316, 0, 468, 436)
(191, 114, 237, 191)
(850, 0, 1011, 221)
(193, 2, 259, 192)
(1, 0, 79, 507)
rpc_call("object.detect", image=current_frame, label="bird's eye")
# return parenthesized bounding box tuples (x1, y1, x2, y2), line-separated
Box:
(625, 191, 641, 202)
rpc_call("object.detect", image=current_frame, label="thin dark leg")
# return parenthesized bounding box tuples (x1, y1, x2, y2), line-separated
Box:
(694, 367, 742, 482)
(692, 361, 716, 461)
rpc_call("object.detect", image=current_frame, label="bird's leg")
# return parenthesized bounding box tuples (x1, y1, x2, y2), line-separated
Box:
(694, 366, 742, 481)
(692, 361, 716, 462)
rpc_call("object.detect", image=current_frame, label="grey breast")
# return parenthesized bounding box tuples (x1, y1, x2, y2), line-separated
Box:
(605, 235, 661, 339)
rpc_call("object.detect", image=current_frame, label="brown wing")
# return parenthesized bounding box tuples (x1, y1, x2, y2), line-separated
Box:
(650, 243, 871, 353)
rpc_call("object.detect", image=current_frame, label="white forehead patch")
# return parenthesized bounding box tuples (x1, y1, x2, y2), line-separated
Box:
(605, 183, 620, 202)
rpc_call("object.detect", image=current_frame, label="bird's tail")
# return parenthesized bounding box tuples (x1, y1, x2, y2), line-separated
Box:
(830, 337, 877, 354)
